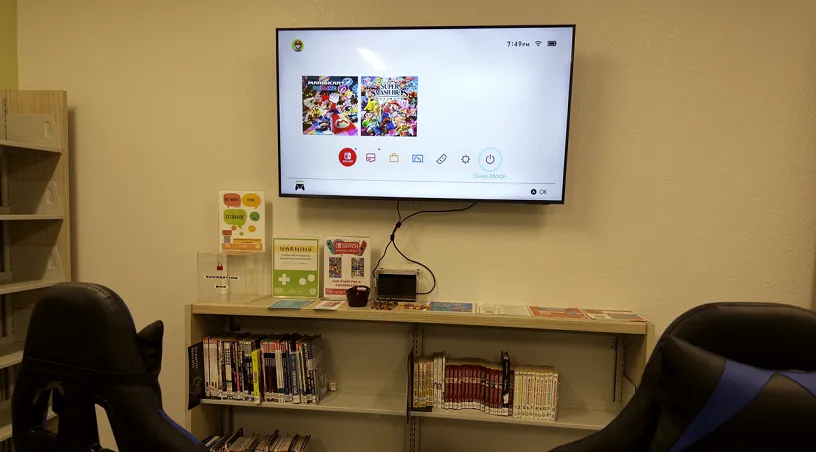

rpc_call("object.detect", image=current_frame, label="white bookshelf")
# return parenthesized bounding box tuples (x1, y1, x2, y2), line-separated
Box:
(0, 91, 72, 444)
(187, 298, 655, 452)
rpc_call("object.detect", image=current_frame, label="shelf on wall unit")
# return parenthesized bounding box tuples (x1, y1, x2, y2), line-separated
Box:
(201, 390, 405, 417)
(412, 406, 617, 431)
(0, 113, 63, 154)
(0, 214, 63, 221)
(0, 342, 24, 370)
(192, 297, 648, 335)
(0, 140, 61, 153)
(0, 278, 64, 296)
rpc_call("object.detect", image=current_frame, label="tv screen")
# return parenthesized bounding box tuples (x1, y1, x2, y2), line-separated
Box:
(277, 26, 575, 203)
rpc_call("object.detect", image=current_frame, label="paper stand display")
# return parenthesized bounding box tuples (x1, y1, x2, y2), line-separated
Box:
(197, 252, 265, 302)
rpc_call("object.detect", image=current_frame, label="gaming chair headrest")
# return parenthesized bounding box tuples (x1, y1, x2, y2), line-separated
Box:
(664, 302, 816, 371)
(13, 282, 205, 452)
(23, 282, 159, 374)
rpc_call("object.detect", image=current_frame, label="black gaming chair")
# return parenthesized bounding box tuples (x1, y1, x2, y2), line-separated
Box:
(552, 302, 816, 452)
(12, 282, 208, 452)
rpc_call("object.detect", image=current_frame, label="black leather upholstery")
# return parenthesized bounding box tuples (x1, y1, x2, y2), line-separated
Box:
(551, 302, 816, 452)
(12, 282, 207, 452)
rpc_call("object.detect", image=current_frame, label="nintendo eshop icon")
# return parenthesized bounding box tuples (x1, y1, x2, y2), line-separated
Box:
(295, 181, 305, 191)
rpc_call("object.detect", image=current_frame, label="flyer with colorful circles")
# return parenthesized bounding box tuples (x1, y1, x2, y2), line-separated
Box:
(219, 190, 265, 252)
(272, 237, 320, 297)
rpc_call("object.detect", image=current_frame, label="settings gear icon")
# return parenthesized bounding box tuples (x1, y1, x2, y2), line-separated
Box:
(461, 155, 471, 164)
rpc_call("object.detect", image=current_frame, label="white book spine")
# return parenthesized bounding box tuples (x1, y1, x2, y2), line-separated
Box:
(519, 366, 525, 419)
(544, 367, 550, 421)
(541, 366, 548, 421)
(553, 369, 560, 420)
(511, 366, 519, 418)
(534, 367, 541, 420)
(532, 366, 539, 420)
(524, 366, 530, 420)
(541, 366, 547, 421)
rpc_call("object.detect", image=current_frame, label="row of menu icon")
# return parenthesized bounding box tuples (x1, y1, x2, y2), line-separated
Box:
(339, 148, 502, 171)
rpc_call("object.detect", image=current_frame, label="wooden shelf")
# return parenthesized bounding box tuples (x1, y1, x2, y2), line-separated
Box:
(202, 390, 405, 417)
(0, 342, 24, 370)
(0, 278, 64, 296)
(192, 297, 648, 335)
(413, 406, 617, 431)
(0, 140, 61, 153)
(200, 394, 614, 431)
(0, 214, 63, 221)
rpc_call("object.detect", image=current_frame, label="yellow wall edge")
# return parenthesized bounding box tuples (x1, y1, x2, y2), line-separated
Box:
(0, 0, 17, 89)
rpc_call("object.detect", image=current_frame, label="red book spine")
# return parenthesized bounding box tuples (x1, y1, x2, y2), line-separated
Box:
(444, 362, 450, 409)
(467, 363, 476, 409)
(497, 367, 502, 415)
(479, 363, 487, 411)
(470, 364, 476, 409)
(495, 367, 501, 415)
(456, 362, 462, 410)
(466, 364, 473, 409)
(462, 363, 468, 409)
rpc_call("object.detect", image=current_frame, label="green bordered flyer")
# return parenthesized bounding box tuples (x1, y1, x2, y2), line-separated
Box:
(272, 237, 320, 297)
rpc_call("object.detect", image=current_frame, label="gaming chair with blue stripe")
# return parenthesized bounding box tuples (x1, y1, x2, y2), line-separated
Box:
(551, 302, 816, 452)
(12, 282, 208, 452)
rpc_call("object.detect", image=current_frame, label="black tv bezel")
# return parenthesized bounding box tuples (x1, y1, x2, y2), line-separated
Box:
(276, 24, 576, 205)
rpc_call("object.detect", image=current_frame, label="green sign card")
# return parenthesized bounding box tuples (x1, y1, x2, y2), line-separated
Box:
(272, 237, 320, 297)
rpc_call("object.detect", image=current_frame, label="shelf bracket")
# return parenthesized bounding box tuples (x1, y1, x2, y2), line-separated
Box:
(613, 335, 625, 404)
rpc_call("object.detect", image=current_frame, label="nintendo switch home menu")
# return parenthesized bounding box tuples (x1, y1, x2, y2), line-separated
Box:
(277, 26, 575, 202)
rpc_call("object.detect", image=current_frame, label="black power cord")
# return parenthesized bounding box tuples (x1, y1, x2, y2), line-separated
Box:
(372, 201, 478, 295)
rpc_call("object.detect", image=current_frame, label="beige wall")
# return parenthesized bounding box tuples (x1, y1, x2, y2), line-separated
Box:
(16, 0, 816, 432)
(0, 0, 16, 89)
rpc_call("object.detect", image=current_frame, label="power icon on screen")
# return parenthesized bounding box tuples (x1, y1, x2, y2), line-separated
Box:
(479, 147, 502, 172)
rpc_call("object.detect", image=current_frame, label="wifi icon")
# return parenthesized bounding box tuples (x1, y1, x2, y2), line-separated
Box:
(535, 41, 542, 46)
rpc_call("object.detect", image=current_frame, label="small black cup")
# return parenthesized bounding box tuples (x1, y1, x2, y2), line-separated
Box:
(346, 285, 371, 307)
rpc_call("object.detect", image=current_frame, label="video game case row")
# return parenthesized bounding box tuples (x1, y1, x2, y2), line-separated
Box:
(202, 333, 329, 405)
(202, 428, 309, 452)
(412, 351, 560, 421)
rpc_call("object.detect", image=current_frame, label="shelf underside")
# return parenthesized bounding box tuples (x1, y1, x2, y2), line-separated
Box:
(201, 391, 615, 431)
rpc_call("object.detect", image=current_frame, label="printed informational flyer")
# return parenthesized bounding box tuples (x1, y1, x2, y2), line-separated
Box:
(580, 309, 646, 322)
(528, 307, 587, 319)
(219, 191, 265, 252)
(314, 300, 346, 311)
(323, 236, 371, 299)
(498, 305, 532, 316)
(272, 237, 320, 297)
(428, 302, 475, 313)
(267, 299, 314, 310)
(478, 303, 500, 314)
